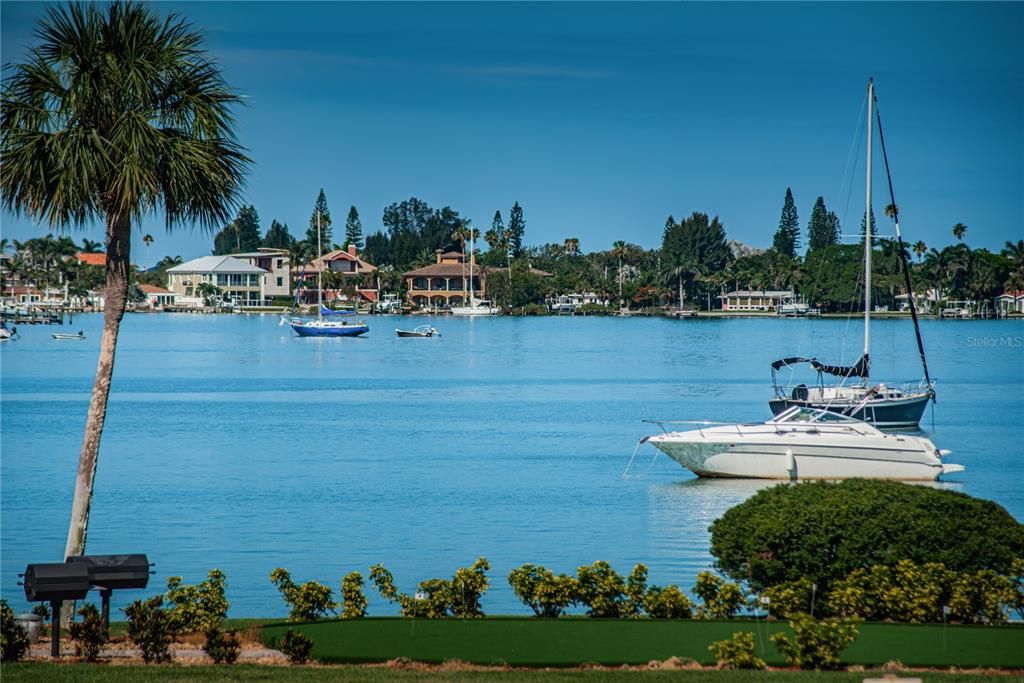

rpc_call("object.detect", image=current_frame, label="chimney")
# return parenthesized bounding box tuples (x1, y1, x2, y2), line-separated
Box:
(348, 245, 357, 258)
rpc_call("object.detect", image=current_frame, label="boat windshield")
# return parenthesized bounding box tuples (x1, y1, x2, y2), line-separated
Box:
(770, 406, 862, 425)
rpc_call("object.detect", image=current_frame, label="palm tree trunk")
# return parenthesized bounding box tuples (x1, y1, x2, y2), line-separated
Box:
(61, 214, 130, 625)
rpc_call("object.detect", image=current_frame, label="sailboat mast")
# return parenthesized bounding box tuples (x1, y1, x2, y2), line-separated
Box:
(317, 209, 323, 320)
(864, 78, 874, 378)
(469, 229, 476, 303)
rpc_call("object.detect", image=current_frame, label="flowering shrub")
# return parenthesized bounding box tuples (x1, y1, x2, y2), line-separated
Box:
(709, 631, 765, 670)
(693, 572, 745, 619)
(643, 585, 693, 619)
(270, 568, 338, 622)
(762, 578, 815, 618)
(507, 564, 577, 618)
(341, 571, 367, 619)
(370, 558, 491, 618)
(124, 596, 172, 664)
(770, 614, 859, 670)
(575, 561, 628, 618)
(165, 568, 229, 634)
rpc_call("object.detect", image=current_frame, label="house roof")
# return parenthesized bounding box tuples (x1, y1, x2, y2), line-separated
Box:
(231, 249, 288, 258)
(76, 253, 106, 267)
(303, 249, 377, 273)
(403, 263, 484, 277)
(995, 291, 1024, 300)
(166, 255, 267, 274)
(139, 284, 173, 294)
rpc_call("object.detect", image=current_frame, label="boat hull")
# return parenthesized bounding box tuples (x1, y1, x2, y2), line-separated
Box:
(290, 322, 368, 337)
(768, 392, 930, 429)
(647, 423, 955, 481)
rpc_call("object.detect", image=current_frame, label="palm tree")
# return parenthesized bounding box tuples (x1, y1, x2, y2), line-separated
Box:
(884, 203, 898, 220)
(952, 222, 968, 242)
(611, 240, 628, 305)
(912, 240, 927, 262)
(1, 1, 250, 583)
(1001, 239, 1024, 263)
(564, 237, 580, 255)
(80, 238, 104, 254)
(143, 234, 154, 269)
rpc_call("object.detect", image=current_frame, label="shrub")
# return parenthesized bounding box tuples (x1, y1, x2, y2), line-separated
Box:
(270, 568, 338, 622)
(165, 568, 229, 634)
(32, 603, 51, 636)
(762, 578, 815, 618)
(1012, 558, 1024, 620)
(624, 564, 648, 618)
(709, 631, 766, 670)
(828, 561, 952, 623)
(341, 571, 367, 619)
(948, 569, 1015, 624)
(575, 561, 627, 618)
(507, 564, 577, 618)
(69, 603, 107, 662)
(770, 614, 860, 670)
(370, 559, 492, 618)
(693, 572, 745, 619)
(710, 480, 1024, 594)
(1, 600, 30, 663)
(449, 558, 491, 618)
(280, 629, 313, 664)
(203, 627, 241, 664)
(124, 596, 172, 664)
(643, 585, 693, 619)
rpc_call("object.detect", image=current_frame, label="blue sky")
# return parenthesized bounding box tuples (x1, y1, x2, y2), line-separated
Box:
(2, 2, 1021, 263)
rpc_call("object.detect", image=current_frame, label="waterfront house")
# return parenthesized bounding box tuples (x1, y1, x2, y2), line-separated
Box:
(139, 284, 178, 309)
(718, 289, 794, 312)
(895, 289, 942, 313)
(995, 290, 1024, 317)
(403, 250, 480, 308)
(297, 245, 379, 305)
(232, 248, 291, 299)
(166, 255, 268, 306)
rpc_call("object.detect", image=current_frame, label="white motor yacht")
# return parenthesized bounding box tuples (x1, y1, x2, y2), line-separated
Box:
(643, 406, 963, 481)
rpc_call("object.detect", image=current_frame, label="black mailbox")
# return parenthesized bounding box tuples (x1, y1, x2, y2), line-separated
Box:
(22, 562, 91, 602)
(67, 554, 150, 590)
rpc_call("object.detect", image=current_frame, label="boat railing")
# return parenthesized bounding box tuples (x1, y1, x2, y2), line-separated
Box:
(642, 419, 762, 438)
(772, 379, 934, 401)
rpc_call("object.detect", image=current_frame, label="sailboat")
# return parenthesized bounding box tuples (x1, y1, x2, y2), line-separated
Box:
(281, 210, 369, 337)
(450, 229, 499, 316)
(768, 79, 934, 429)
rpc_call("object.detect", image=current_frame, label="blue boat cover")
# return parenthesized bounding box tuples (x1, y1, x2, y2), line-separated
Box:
(320, 305, 356, 316)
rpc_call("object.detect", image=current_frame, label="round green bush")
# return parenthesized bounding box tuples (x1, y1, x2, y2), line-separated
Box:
(710, 480, 1024, 592)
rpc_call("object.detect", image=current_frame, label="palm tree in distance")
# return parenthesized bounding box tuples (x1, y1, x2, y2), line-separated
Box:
(913, 241, 927, 262)
(143, 234, 154, 269)
(884, 203, 898, 220)
(952, 223, 968, 242)
(611, 240, 628, 306)
(0, 0, 250, 597)
(80, 238, 104, 254)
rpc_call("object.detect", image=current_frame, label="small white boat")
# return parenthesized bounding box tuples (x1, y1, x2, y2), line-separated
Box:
(643, 406, 963, 481)
(450, 297, 500, 317)
(0, 324, 17, 341)
(396, 325, 439, 338)
(52, 331, 85, 340)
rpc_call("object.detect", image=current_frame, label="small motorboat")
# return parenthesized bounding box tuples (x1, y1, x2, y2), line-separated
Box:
(52, 331, 86, 340)
(396, 325, 439, 338)
(0, 324, 18, 341)
(642, 405, 963, 481)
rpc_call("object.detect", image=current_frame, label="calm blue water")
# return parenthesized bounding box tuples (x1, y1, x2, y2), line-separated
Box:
(2, 313, 1022, 617)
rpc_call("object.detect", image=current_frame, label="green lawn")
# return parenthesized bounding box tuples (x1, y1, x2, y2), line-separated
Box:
(261, 617, 1024, 669)
(3, 664, 1023, 683)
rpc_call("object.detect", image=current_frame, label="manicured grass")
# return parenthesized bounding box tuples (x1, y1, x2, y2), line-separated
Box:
(2, 664, 1022, 683)
(261, 617, 1024, 669)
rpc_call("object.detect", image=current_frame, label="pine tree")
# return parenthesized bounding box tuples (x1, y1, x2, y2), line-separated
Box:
(772, 188, 800, 257)
(262, 220, 294, 249)
(508, 202, 525, 257)
(806, 196, 836, 253)
(344, 206, 363, 249)
(306, 188, 332, 248)
(211, 205, 260, 254)
(825, 211, 841, 246)
(860, 208, 876, 244)
(663, 214, 676, 243)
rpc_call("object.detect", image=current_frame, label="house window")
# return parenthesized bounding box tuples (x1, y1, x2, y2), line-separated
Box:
(217, 274, 229, 286)
(276, 277, 283, 287)
(413, 278, 427, 290)
(276, 259, 283, 269)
